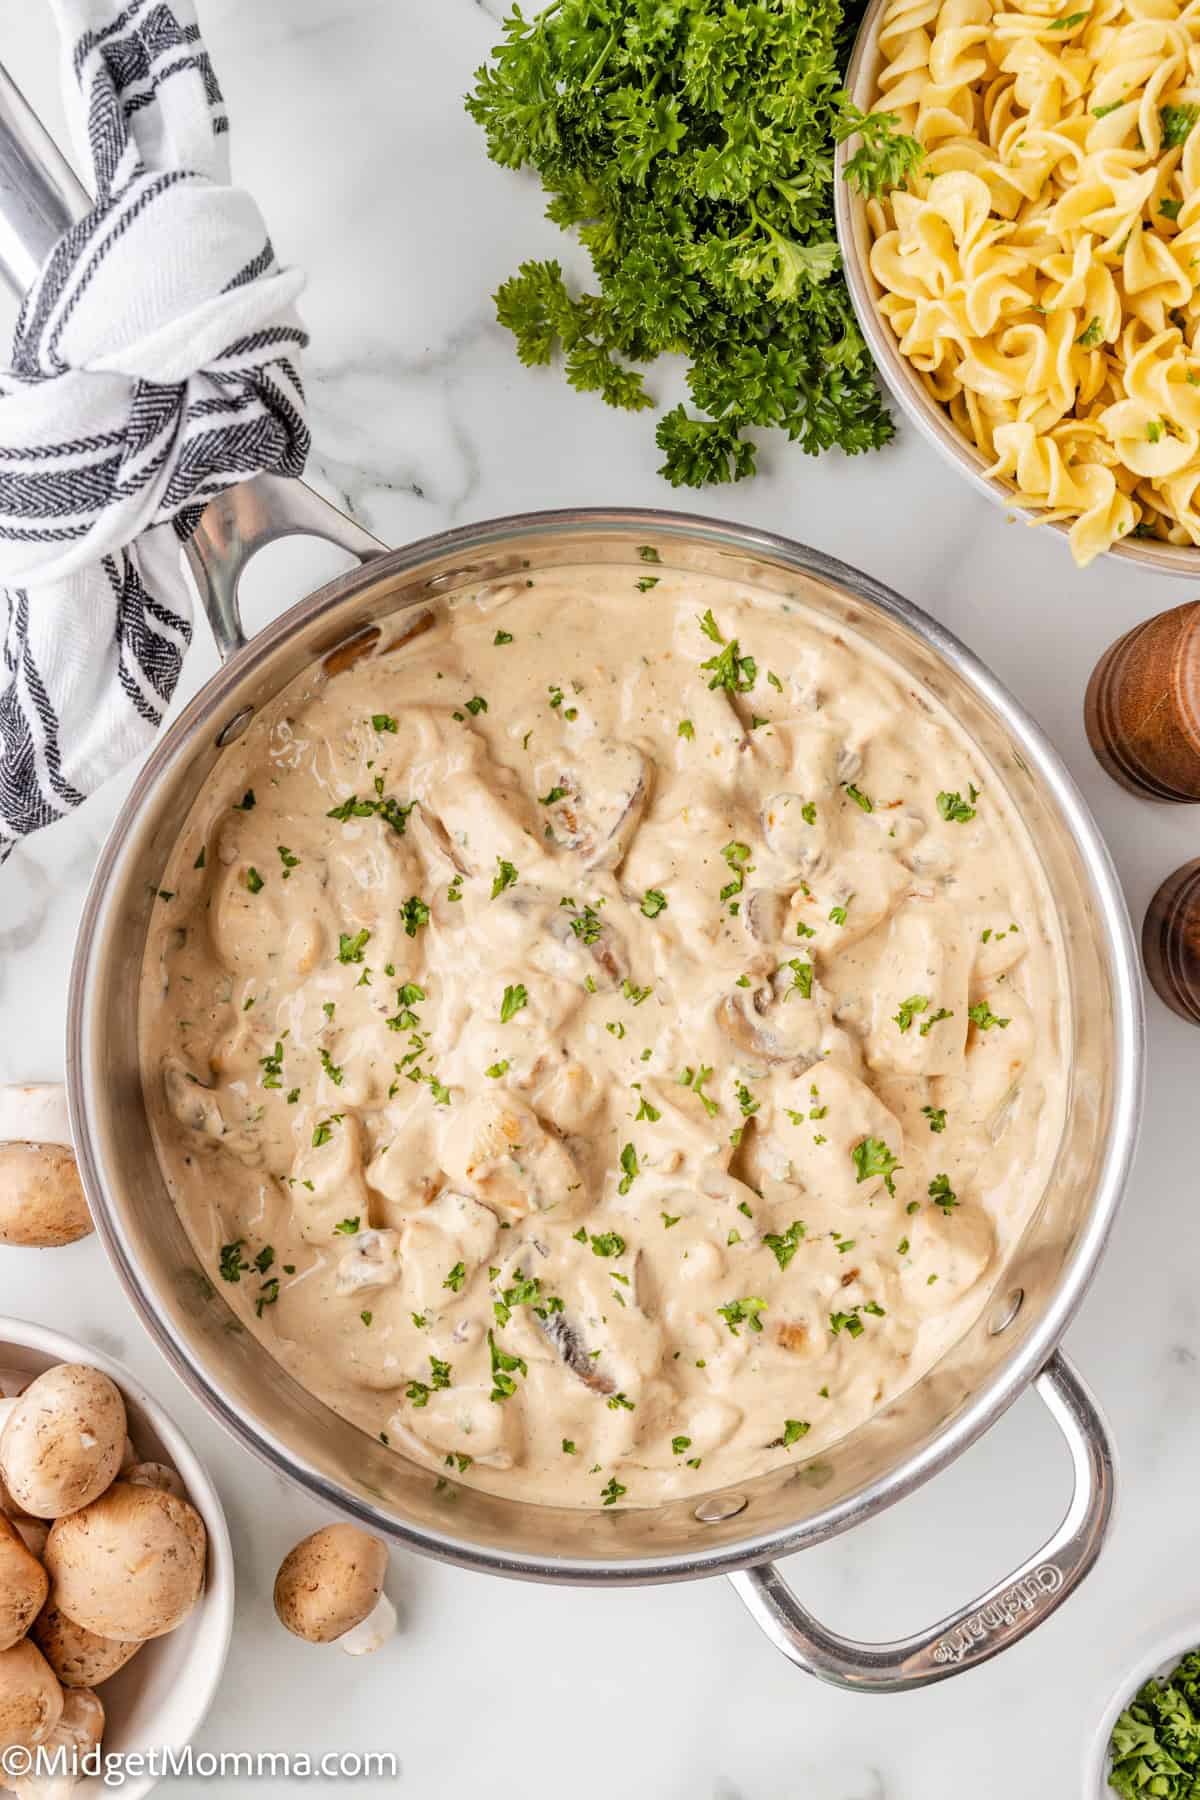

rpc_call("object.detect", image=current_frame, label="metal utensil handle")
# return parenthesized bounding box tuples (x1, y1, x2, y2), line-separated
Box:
(728, 1351, 1115, 1693)
(0, 62, 385, 662)
(184, 473, 386, 662)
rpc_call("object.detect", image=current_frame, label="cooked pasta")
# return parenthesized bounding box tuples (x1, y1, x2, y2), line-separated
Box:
(863, 0, 1200, 563)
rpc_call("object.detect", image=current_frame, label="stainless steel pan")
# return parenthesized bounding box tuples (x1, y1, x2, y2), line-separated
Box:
(0, 68, 1142, 1694)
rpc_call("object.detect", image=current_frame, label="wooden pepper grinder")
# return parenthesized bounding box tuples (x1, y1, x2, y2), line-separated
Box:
(1085, 601, 1200, 1024)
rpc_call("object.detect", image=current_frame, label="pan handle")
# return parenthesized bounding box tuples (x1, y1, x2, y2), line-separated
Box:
(728, 1350, 1115, 1693)
(183, 473, 387, 661)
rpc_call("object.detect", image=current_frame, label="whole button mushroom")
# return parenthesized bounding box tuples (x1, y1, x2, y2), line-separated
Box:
(0, 1638, 63, 1752)
(0, 1367, 127, 1519)
(0, 1517, 48, 1650)
(11, 1685, 104, 1800)
(0, 1088, 91, 1249)
(43, 1483, 206, 1642)
(274, 1523, 395, 1655)
(30, 1603, 141, 1689)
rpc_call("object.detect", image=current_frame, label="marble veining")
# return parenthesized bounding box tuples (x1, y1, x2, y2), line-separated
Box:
(0, 0, 1196, 1795)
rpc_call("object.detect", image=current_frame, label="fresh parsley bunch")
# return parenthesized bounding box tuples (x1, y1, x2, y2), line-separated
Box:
(466, 0, 914, 487)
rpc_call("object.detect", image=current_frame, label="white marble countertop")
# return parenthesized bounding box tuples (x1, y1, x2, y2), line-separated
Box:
(1, 1, 1198, 1795)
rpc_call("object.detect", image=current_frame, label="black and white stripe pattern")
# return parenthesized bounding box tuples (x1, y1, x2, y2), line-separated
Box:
(0, 0, 309, 859)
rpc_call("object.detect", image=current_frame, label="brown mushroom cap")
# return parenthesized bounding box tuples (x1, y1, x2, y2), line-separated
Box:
(125, 1462, 186, 1501)
(43, 1482, 206, 1642)
(0, 1638, 63, 1752)
(273, 1523, 388, 1644)
(0, 1144, 92, 1248)
(30, 1602, 141, 1690)
(11, 1684, 104, 1798)
(0, 1517, 48, 1651)
(0, 1365, 127, 1519)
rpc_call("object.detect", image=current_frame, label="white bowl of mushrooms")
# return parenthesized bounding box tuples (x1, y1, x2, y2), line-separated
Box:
(0, 1317, 233, 1800)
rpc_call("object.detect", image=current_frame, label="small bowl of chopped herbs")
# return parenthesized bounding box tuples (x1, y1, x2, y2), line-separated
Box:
(1085, 1618, 1200, 1796)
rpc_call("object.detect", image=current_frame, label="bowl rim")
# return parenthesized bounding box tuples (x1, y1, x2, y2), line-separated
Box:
(0, 1313, 235, 1797)
(833, 0, 1200, 578)
(66, 505, 1145, 1582)
(1082, 1611, 1200, 1797)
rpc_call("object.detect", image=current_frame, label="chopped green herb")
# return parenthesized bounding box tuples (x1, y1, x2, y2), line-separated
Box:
(844, 783, 873, 813)
(601, 1476, 626, 1506)
(243, 866, 264, 894)
(677, 719, 694, 741)
(717, 1296, 767, 1335)
(968, 1001, 1010, 1031)
(494, 629, 514, 645)
(929, 1173, 958, 1214)
(936, 786, 978, 823)
(893, 993, 929, 1033)
(1076, 317, 1103, 347)
(764, 1219, 806, 1271)
(500, 983, 528, 1023)
(640, 887, 668, 918)
(492, 858, 519, 898)
(1162, 103, 1200, 148)
(851, 1136, 902, 1195)
(338, 928, 371, 964)
(921, 1105, 948, 1134)
(372, 713, 399, 733)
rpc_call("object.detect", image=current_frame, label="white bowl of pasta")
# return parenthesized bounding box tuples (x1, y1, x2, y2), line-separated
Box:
(835, 0, 1200, 573)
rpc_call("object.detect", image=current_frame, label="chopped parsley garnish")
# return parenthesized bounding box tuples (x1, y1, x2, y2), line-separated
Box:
(677, 720, 694, 740)
(465, 695, 488, 716)
(635, 1095, 661, 1123)
(193, 846, 207, 869)
(1162, 103, 1200, 147)
(617, 1143, 639, 1195)
(929, 1173, 959, 1213)
(843, 783, 873, 813)
(780, 1419, 810, 1447)
(851, 1136, 902, 1195)
(539, 784, 568, 807)
(786, 959, 814, 1000)
(600, 1477, 626, 1506)
(401, 896, 431, 937)
(720, 840, 753, 905)
(372, 713, 399, 733)
(671, 1435, 691, 1454)
(764, 1219, 806, 1271)
(662, 1212, 681, 1228)
(444, 1261, 467, 1293)
(219, 1240, 246, 1282)
(1076, 317, 1103, 347)
(494, 629, 514, 645)
(607, 1391, 635, 1411)
(589, 1230, 627, 1257)
(828, 901, 849, 926)
(277, 845, 299, 878)
(677, 1064, 718, 1116)
(718, 1296, 767, 1335)
(922, 1105, 948, 1133)
(338, 928, 371, 964)
(893, 994, 929, 1033)
(234, 790, 256, 812)
(488, 1329, 527, 1402)
(1161, 196, 1183, 221)
(243, 866, 264, 894)
(327, 776, 414, 836)
(606, 1019, 626, 1040)
(485, 1060, 509, 1079)
(334, 1216, 360, 1236)
(698, 611, 757, 694)
(259, 1041, 285, 1089)
(936, 784, 977, 824)
(318, 1048, 344, 1087)
(920, 1007, 954, 1036)
(492, 858, 519, 898)
(968, 1001, 1010, 1031)
(640, 887, 668, 917)
(311, 1115, 343, 1148)
(361, 1310, 373, 1327)
(562, 1439, 577, 1455)
(636, 576, 659, 592)
(1049, 8, 1087, 25)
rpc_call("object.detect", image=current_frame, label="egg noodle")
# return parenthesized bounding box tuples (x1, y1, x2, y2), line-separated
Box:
(863, 0, 1200, 563)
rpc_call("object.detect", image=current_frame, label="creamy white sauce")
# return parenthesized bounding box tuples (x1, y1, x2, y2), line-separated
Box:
(139, 566, 1068, 1508)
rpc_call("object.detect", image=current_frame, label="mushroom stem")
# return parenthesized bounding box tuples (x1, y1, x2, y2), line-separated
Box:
(337, 1591, 396, 1657)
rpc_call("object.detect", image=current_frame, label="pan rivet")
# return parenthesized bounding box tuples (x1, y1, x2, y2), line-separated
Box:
(694, 1493, 747, 1523)
(216, 707, 254, 748)
(988, 1288, 1024, 1335)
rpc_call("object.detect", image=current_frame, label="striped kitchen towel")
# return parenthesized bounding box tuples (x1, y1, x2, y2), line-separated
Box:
(0, 0, 309, 860)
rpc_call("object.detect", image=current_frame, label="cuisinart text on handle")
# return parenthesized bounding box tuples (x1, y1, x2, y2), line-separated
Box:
(932, 1564, 1063, 1665)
